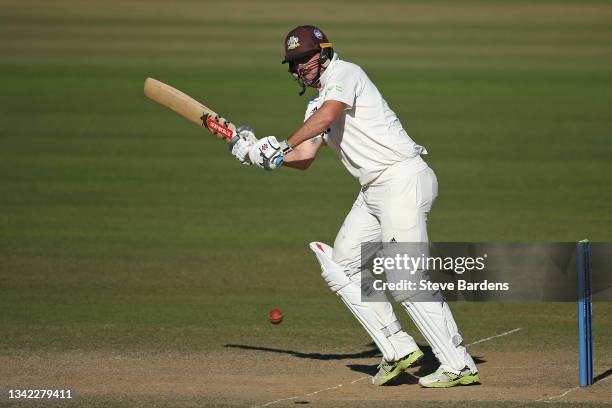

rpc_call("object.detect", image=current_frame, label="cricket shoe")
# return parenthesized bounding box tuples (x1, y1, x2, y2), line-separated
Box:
(418, 366, 480, 388)
(372, 349, 424, 386)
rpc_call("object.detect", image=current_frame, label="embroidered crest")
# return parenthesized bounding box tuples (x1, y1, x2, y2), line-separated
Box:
(286, 36, 300, 50)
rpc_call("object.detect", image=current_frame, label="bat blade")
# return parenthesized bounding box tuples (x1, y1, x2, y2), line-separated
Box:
(144, 77, 236, 141)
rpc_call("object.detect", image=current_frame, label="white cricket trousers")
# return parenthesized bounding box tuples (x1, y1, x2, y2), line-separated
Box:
(333, 159, 437, 263)
(331, 158, 476, 372)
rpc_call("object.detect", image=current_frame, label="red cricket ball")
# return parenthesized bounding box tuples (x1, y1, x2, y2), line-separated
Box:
(268, 308, 283, 325)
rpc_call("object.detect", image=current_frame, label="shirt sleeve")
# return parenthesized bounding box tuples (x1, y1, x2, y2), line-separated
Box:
(322, 65, 359, 109)
(304, 95, 322, 122)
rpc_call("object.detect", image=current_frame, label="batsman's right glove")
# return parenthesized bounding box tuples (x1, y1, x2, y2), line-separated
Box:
(248, 136, 292, 171)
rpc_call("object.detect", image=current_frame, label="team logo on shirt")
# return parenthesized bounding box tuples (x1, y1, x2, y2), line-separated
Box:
(287, 36, 300, 50)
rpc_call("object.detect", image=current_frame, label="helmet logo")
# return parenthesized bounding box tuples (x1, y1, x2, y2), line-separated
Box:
(286, 36, 300, 50)
(313, 29, 323, 40)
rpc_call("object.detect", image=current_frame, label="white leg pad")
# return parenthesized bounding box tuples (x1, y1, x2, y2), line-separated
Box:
(310, 242, 419, 362)
(401, 301, 477, 373)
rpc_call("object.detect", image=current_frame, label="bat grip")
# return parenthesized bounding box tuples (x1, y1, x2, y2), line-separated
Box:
(228, 134, 240, 149)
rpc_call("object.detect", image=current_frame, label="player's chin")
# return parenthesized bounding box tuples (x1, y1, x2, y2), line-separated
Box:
(301, 73, 317, 85)
(304, 77, 319, 88)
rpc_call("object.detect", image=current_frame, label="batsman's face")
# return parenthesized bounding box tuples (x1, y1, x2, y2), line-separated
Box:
(293, 52, 320, 85)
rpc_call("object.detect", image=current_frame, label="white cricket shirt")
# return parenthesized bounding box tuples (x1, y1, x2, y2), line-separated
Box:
(304, 54, 428, 185)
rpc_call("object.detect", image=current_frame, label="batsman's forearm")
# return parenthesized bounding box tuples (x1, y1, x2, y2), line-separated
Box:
(281, 136, 324, 170)
(287, 110, 334, 148)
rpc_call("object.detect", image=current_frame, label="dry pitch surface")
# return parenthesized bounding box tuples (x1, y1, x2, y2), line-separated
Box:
(2, 345, 611, 407)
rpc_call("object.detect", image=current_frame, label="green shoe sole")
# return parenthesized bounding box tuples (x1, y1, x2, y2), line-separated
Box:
(421, 372, 480, 388)
(374, 349, 425, 386)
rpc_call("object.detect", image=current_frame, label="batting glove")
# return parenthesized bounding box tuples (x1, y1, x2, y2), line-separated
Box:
(248, 136, 292, 171)
(229, 125, 257, 165)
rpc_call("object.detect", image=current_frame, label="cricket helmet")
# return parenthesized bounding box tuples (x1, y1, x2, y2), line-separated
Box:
(282, 25, 333, 65)
(282, 25, 334, 95)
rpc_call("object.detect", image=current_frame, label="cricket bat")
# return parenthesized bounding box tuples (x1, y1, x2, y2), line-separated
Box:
(144, 77, 237, 142)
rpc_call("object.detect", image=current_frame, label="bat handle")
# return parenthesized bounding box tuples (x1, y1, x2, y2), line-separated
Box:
(228, 134, 240, 149)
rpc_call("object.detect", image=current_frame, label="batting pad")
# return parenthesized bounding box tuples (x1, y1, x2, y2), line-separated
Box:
(401, 301, 477, 373)
(309, 242, 419, 362)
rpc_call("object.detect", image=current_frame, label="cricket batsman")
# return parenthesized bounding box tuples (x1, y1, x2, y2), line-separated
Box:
(230, 25, 479, 388)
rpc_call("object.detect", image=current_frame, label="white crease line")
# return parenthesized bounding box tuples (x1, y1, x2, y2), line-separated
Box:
(254, 396, 298, 408)
(351, 375, 370, 384)
(535, 387, 579, 403)
(305, 383, 342, 396)
(535, 374, 612, 403)
(252, 327, 523, 407)
(466, 328, 522, 347)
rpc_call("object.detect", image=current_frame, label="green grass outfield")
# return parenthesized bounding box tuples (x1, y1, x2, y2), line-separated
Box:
(1, 1, 611, 406)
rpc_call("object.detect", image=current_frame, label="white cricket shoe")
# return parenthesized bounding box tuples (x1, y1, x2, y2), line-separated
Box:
(372, 349, 424, 386)
(418, 366, 480, 388)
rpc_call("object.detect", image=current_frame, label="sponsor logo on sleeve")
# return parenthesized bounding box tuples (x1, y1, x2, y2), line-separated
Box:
(326, 84, 344, 93)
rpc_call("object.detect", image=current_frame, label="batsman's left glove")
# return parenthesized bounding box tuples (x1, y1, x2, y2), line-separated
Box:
(229, 125, 257, 165)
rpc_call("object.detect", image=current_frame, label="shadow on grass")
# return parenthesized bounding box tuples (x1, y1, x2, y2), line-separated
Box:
(224, 343, 380, 360)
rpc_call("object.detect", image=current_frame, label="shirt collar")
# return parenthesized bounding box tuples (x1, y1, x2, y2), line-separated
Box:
(318, 52, 339, 89)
